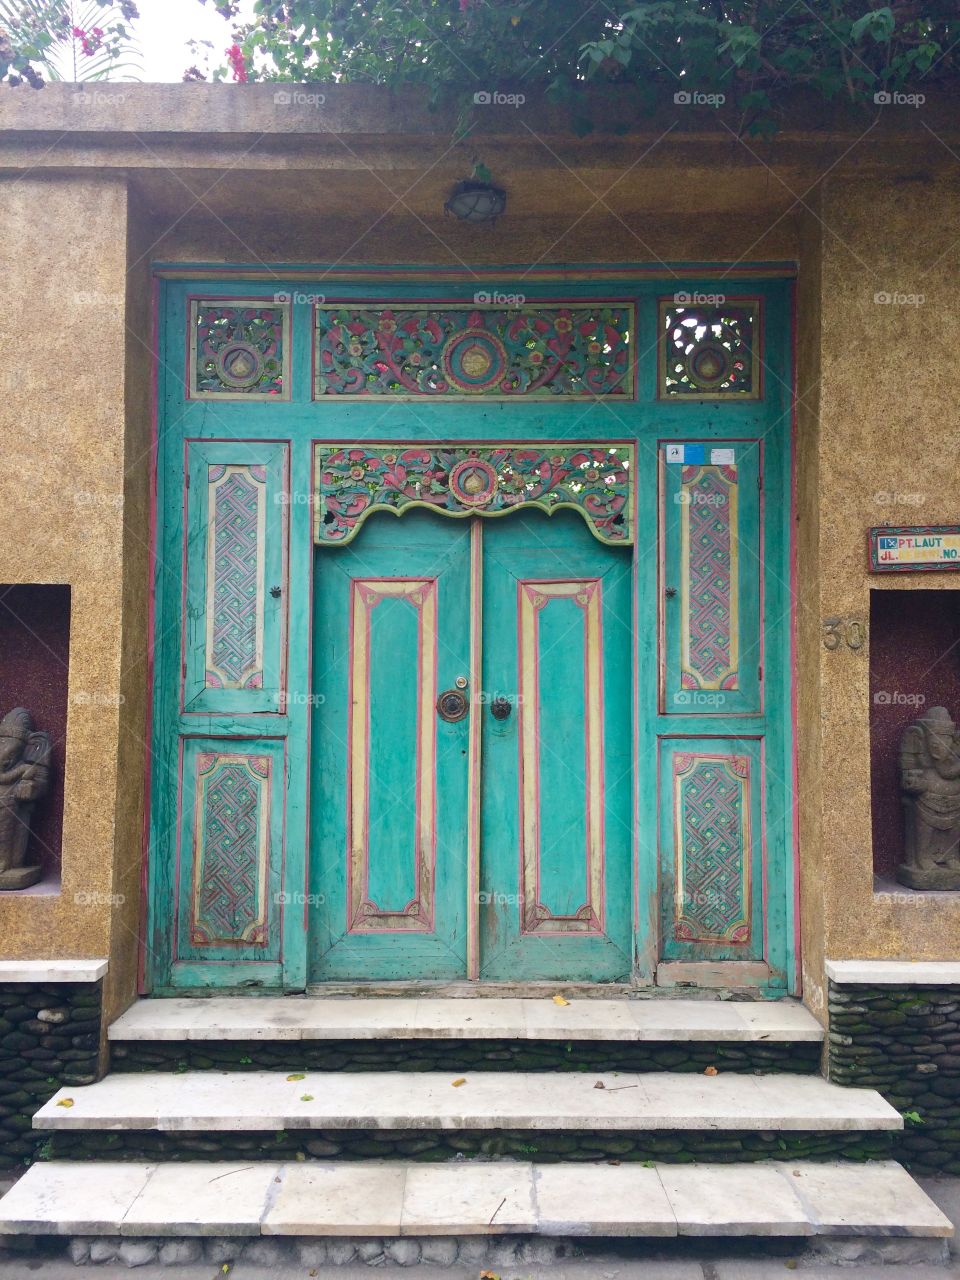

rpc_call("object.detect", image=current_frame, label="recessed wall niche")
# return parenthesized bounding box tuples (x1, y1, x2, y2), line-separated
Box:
(0, 585, 70, 892)
(870, 587, 960, 884)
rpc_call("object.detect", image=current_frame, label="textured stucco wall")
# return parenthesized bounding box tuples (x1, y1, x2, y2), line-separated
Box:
(0, 176, 132, 967)
(810, 173, 960, 995)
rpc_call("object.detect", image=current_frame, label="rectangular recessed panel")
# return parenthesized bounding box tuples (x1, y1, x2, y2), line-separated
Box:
(659, 738, 764, 963)
(519, 580, 604, 935)
(175, 738, 284, 964)
(183, 441, 288, 715)
(660, 443, 761, 716)
(348, 579, 437, 933)
(189, 299, 290, 400)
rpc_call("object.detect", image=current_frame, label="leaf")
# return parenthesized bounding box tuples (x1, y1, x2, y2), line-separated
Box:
(451, 1077, 467, 1087)
(552, 994, 569, 1006)
(593, 1080, 606, 1089)
(300, 1094, 314, 1102)
(851, 7, 894, 44)
(56, 1098, 74, 1108)
(480, 1272, 501, 1280)
(704, 1066, 719, 1076)
(286, 1073, 305, 1082)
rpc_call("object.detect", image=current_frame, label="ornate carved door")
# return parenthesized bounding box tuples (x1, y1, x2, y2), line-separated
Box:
(147, 277, 795, 995)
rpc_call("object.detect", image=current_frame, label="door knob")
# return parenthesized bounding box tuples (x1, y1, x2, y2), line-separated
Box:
(491, 695, 512, 721)
(436, 689, 469, 723)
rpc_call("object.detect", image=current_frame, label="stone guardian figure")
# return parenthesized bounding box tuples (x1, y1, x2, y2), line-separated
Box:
(899, 705, 960, 890)
(0, 708, 52, 890)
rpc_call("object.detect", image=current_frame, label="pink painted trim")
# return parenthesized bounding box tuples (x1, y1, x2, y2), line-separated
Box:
(347, 578, 438, 936)
(138, 273, 161, 994)
(466, 521, 483, 980)
(519, 579, 606, 936)
(789, 279, 802, 997)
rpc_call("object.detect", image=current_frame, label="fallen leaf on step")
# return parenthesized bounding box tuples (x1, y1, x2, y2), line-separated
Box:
(300, 1094, 314, 1101)
(56, 1098, 74, 1108)
(452, 1077, 467, 1087)
(607, 1159, 621, 1166)
(594, 1080, 606, 1089)
(703, 1066, 719, 1076)
(286, 1073, 305, 1081)
(480, 1271, 500, 1279)
(552, 994, 569, 1006)
(785, 1262, 798, 1271)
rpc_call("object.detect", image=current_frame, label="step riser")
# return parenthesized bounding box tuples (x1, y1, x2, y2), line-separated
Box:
(111, 1038, 822, 1075)
(50, 1234, 955, 1270)
(45, 1128, 897, 1165)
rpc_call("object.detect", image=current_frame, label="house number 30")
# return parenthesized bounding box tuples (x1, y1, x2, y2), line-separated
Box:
(823, 617, 866, 651)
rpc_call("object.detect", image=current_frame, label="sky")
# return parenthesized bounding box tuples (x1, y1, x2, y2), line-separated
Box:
(135, 0, 258, 82)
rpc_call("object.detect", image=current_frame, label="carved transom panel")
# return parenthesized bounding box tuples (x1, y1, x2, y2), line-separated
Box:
(313, 443, 635, 546)
(659, 300, 760, 399)
(190, 300, 290, 399)
(314, 303, 635, 398)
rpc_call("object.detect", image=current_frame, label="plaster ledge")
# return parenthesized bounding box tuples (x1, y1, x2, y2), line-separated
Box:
(0, 959, 107, 984)
(826, 960, 960, 986)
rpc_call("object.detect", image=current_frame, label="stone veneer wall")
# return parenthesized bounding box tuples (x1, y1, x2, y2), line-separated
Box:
(0, 980, 102, 1171)
(828, 979, 960, 1174)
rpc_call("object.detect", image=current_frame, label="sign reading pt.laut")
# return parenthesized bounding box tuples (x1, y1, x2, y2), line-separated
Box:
(869, 526, 960, 573)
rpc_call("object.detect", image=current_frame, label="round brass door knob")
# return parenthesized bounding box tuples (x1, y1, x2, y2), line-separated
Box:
(436, 689, 469, 722)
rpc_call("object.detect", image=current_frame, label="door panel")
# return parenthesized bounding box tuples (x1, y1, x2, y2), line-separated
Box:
(660, 443, 761, 717)
(311, 513, 471, 979)
(657, 736, 764, 963)
(183, 440, 288, 715)
(479, 512, 633, 981)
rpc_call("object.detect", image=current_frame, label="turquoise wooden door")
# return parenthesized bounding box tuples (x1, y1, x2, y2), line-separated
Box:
(309, 507, 633, 983)
(478, 512, 633, 981)
(146, 272, 796, 995)
(312, 514, 471, 979)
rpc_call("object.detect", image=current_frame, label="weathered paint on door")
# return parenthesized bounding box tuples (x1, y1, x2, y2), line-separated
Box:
(147, 271, 796, 994)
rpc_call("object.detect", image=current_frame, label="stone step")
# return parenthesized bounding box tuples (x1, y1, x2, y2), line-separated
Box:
(34, 1069, 897, 1133)
(108, 995, 824, 1043)
(0, 1158, 950, 1240)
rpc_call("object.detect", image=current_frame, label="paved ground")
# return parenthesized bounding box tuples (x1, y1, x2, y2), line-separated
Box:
(1, 1260, 960, 1278)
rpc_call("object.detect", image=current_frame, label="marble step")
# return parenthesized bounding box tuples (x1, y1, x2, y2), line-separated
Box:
(108, 995, 824, 1044)
(0, 1158, 950, 1239)
(34, 1069, 898, 1133)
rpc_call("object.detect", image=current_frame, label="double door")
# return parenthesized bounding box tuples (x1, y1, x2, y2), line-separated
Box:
(311, 510, 633, 981)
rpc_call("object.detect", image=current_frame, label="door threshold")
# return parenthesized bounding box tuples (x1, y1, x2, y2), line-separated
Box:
(303, 980, 777, 1000)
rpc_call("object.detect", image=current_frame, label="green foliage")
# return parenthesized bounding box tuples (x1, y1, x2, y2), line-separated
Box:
(0, 0, 140, 86)
(903, 1109, 925, 1125)
(201, 0, 959, 134)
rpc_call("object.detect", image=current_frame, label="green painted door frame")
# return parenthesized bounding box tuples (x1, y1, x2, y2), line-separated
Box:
(146, 268, 796, 995)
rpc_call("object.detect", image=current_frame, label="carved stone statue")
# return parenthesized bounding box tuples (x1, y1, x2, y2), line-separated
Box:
(899, 705, 960, 890)
(0, 708, 52, 890)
